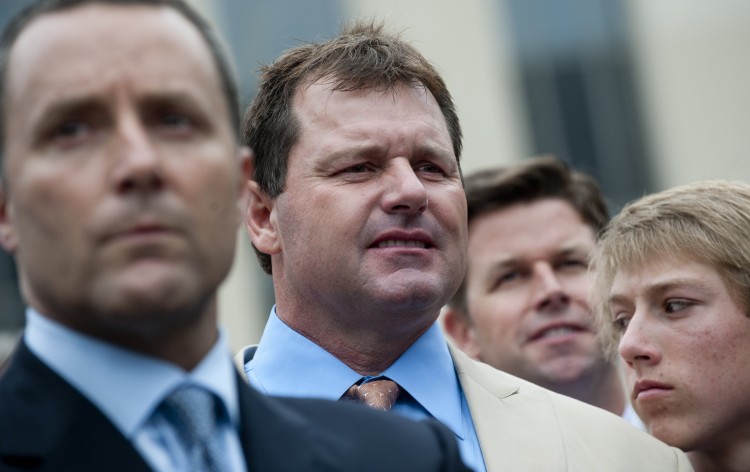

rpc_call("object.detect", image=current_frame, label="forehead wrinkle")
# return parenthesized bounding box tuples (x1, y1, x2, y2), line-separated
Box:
(5, 9, 231, 156)
(300, 80, 449, 138)
(7, 5, 223, 104)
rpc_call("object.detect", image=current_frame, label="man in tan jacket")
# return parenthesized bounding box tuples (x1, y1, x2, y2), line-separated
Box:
(238, 20, 691, 471)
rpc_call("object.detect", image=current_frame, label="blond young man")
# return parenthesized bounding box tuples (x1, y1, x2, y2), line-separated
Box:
(591, 180, 750, 472)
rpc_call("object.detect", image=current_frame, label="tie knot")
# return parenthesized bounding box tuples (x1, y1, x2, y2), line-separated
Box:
(159, 385, 219, 448)
(343, 378, 400, 411)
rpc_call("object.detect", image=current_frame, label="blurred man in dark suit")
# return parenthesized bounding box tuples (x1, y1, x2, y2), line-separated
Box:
(0, 1, 469, 470)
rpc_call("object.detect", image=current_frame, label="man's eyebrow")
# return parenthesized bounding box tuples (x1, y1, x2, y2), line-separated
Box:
(608, 277, 714, 306)
(36, 95, 107, 121)
(555, 244, 593, 260)
(37, 89, 209, 120)
(28, 96, 109, 141)
(413, 142, 454, 157)
(483, 257, 521, 278)
(325, 142, 388, 162)
(642, 278, 713, 299)
(607, 293, 631, 308)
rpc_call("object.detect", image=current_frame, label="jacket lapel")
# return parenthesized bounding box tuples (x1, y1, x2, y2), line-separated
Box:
(450, 345, 567, 471)
(0, 341, 151, 471)
(236, 373, 321, 471)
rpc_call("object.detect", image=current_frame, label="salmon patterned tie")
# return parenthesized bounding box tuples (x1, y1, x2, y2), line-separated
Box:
(343, 378, 400, 411)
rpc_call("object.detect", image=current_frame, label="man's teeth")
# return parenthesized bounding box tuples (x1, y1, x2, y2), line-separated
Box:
(377, 240, 426, 248)
(539, 326, 577, 339)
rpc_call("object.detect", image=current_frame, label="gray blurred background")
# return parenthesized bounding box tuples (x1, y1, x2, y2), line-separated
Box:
(1, 0, 748, 358)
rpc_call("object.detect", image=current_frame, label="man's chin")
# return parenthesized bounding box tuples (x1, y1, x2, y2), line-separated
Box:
(93, 274, 204, 318)
(366, 272, 453, 309)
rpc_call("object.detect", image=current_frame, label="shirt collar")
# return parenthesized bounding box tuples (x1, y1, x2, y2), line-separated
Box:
(247, 307, 362, 400)
(381, 322, 464, 438)
(24, 308, 239, 437)
(247, 307, 464, 437)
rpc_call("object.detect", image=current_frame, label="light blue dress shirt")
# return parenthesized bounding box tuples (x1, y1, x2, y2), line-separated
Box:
(25, 308, 247, 472)
(246, 307, 486, 472)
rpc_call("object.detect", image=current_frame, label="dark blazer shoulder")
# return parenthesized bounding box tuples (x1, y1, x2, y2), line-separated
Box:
(237, 380, 469, 472)
(0, 341, 151, 472)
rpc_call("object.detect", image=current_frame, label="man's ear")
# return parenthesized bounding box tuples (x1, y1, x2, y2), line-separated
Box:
(442, 307, 482, 360)
(0, 182, 18, 254)
(236, 146, 253, 215)
(244, 179, 281, 256)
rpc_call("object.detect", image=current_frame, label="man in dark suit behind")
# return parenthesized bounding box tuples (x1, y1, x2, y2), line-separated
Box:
(0, 1, 469, 471)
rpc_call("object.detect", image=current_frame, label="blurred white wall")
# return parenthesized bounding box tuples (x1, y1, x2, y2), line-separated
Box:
(627, 0, 750, 189)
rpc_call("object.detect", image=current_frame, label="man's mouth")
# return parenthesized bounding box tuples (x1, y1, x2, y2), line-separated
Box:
(633, 380, 674, 400)
(375, 239, 428, 249)
(529, 324, 587, 342)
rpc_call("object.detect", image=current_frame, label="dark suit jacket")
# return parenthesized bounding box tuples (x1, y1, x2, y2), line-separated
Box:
(0, 341, 468, 471)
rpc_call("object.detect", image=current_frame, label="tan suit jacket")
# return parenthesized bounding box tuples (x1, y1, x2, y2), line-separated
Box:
(450, 345, 693, 471)
(237, 343, 692, 471)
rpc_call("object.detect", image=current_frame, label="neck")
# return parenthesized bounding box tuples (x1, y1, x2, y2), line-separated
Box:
(275, 299, 437, 376)
(49, 296, 220, 372)
(687, 428, 750, 472)
(134, 307, 219, 371)
(688, 449, 750, 472)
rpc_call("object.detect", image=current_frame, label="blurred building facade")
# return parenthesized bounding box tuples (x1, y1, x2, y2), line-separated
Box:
(1, 0, 749, 356)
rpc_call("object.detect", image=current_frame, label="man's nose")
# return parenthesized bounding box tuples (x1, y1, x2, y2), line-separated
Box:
(531, 263, 570, 312)
(111, 114, 164, 194)
(381, 159, 428, 215)
(618, 312, 661, 368)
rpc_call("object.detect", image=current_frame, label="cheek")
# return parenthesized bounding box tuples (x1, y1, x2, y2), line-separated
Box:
(15, 180, 92, 244)
(433, 190, 467, 231)
(564, 273, 592, 304)
(696, 323, 750, 389)
(623, 364, 637, 390)
(471, 296, 523, 341)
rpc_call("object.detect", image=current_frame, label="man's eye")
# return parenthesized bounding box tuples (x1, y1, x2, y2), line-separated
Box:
(56, 120, 90, 138)
(664, 299, 691, 313)
(48, 120, 94, 147)
(416, 162, 444, 174)
(559, 258, 587, 269)
(612, 314, 630, 332)
(346, 164, 369, 173)
(492, 271, 522, 290)
(159, 113, 194, 131)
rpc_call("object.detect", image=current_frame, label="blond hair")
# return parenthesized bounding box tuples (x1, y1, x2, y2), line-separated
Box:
(590, 180, 750, 357)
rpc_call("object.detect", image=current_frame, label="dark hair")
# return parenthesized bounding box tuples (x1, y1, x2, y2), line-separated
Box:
(449, 155, 608, 312)
(0, 0, 240, 180)
(243, 19, 462, 274)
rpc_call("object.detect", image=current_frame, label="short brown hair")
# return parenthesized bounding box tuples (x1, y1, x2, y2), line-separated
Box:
(242, 20, 462, 274)
(590, 180, 750, 358)
(449, 155, 608, 312)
